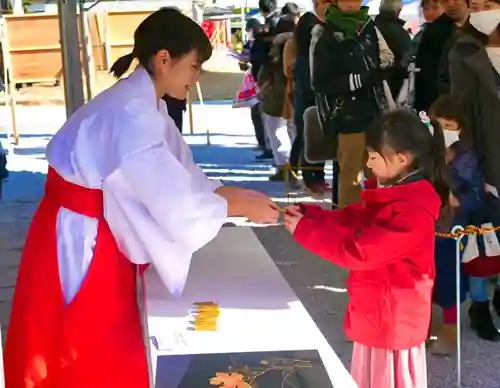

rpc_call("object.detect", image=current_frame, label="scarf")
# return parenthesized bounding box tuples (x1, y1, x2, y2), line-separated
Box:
(324, 5, 369, 39)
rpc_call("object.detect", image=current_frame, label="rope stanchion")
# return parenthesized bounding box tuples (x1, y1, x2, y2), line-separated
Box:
(451, 225, 464, 388)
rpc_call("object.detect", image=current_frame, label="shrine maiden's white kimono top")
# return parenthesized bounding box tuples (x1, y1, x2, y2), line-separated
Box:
(46, 67, 228, 301)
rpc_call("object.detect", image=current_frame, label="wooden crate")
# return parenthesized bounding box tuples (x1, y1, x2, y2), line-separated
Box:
(104, 10, 152, 70)
(1, 13, 95, 144)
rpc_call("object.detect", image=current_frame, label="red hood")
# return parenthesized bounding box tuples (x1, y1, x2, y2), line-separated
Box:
(361, 179, 442, 221)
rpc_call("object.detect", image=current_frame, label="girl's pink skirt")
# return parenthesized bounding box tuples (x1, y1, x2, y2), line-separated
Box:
(351, 342, 427, 388)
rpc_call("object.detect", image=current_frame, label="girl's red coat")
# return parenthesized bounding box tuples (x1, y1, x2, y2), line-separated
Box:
(294, 179, 441, 350)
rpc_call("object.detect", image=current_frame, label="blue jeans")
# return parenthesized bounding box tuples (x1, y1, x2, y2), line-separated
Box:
(469, 276, 490, 302)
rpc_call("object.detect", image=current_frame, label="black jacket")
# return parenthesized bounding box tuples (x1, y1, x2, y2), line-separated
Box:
(375, 11, 411, 96)
(249, 10, 281, 79)
(414, 13, 456, 112)
(311, 19, 382, 134)
(449, 34, 500, 196)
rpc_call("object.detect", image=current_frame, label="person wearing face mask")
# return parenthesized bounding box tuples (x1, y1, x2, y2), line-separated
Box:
(428, 95, 496, 355)
(449, 0, 500, 232)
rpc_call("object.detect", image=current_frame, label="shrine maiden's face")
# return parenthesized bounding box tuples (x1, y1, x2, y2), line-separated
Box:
(153, 49, 202, 100)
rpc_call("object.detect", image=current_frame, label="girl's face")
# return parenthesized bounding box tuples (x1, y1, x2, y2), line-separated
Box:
(436, 117, 461, 148)
(153, 49, 202, 100)
(366, 148, 412, 185)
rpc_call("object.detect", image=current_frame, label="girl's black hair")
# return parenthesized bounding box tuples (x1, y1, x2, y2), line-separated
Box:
(429, 94, 464, 128)
(109, 7, 212, 78)
(366, 110, 449, 207)
(295, 12, 320, 56)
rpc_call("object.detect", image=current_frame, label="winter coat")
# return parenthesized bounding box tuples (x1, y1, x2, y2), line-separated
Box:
(294, 177, 441, 349)
(375, 11, 412, 96)
(433, 141, 483, 308)
(249, 10, 280, 80)
(414, 13, 456, 112)
(259, 32, 293, 117)
(312, 19, 384, 134)
(282, 37, 296, 121)
(449, 33, 500, 205)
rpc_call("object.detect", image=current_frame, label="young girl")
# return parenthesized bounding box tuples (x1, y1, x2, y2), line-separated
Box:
(284, 109, 448, 388)
(5, 9, 278, 388)
(430, 95, 500, 348)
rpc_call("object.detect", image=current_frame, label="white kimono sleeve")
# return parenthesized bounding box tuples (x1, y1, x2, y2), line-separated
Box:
(102, 109, 228, 296)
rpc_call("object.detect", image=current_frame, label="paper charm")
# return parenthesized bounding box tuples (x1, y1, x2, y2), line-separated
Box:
(462, 234, 479, 263)
(191, 301, 220, 331)
(483, 222, 500, 257)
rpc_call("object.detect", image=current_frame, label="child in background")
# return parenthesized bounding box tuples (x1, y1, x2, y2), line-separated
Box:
(284, 110, 447, 388)
(430, 95, 500, 347)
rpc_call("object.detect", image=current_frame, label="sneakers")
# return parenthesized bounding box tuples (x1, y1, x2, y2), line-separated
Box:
(469, 300, 500, 341)
(430, 324, 457, 356)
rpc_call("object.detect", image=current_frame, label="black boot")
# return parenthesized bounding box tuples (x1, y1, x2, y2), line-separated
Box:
(493, 288, 500, 317)
(468, 301, 500, 341)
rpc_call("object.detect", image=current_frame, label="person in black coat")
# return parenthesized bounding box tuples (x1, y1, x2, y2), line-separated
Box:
(312, 0, 386, 207)
(162, 94, 187, 133)
(375, 0, 412, 97)
(289, 11, 330, 194)
(414, 0, 469, 113)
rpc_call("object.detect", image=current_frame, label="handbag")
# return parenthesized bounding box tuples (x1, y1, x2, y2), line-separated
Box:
(303, 106, 338, 163)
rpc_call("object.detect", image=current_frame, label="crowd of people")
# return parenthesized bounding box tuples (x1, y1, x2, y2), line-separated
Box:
(243, 0, 500, 385)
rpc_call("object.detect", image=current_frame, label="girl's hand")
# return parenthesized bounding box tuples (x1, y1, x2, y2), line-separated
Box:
(283, 205, 304, 234)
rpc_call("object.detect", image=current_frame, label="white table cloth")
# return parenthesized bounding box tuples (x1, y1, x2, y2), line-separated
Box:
(145, 227, 357, 388)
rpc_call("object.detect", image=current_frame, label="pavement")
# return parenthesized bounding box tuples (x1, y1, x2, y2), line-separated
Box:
(0, 104, 499, 387)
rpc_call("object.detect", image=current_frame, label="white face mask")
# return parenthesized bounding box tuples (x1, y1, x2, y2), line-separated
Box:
(470, 9, 500, 35)
(443, 130, 460, 148)
(246, 30, 254, 41)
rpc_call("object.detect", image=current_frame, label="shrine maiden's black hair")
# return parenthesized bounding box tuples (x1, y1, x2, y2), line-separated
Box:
(366, 109, 450, 207)
(110, 7, 212, 78)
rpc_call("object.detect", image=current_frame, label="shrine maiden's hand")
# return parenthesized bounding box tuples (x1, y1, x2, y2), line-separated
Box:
(244, 194, 280, 224)
(283, 205, 304, 234)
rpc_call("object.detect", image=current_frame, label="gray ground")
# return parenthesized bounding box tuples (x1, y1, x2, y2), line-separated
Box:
(0, 165, 499, 387)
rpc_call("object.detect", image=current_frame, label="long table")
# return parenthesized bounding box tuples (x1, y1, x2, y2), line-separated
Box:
(145, 227, 357, 388)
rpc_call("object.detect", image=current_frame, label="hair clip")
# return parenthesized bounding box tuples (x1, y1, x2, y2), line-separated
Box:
(419, 111, 434, 136)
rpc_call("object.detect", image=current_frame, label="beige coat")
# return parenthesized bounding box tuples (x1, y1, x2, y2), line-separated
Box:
(282, 37, 296, 121)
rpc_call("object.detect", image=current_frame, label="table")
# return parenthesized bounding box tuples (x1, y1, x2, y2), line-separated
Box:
(145, 227, 357, 388)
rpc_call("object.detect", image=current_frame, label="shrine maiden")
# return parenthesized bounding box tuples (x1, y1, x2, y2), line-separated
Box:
(5, 8, 279, 388)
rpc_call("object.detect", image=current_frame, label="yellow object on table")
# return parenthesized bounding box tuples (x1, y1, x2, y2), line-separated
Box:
(192, 301, 220, 331)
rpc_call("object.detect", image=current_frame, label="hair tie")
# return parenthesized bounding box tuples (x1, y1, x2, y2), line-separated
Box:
(419, 111, 434, 136)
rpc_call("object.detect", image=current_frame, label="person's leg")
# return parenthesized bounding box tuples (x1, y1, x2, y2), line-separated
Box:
(494, 276, 500, 316)
(251, 103, 267, 149)
(394, 343, 428, 388)
(351, 343, 395, 388)
(468, 276, 500, 341)
(337, 133, 366, 208)
(263, 114, 290, 180)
